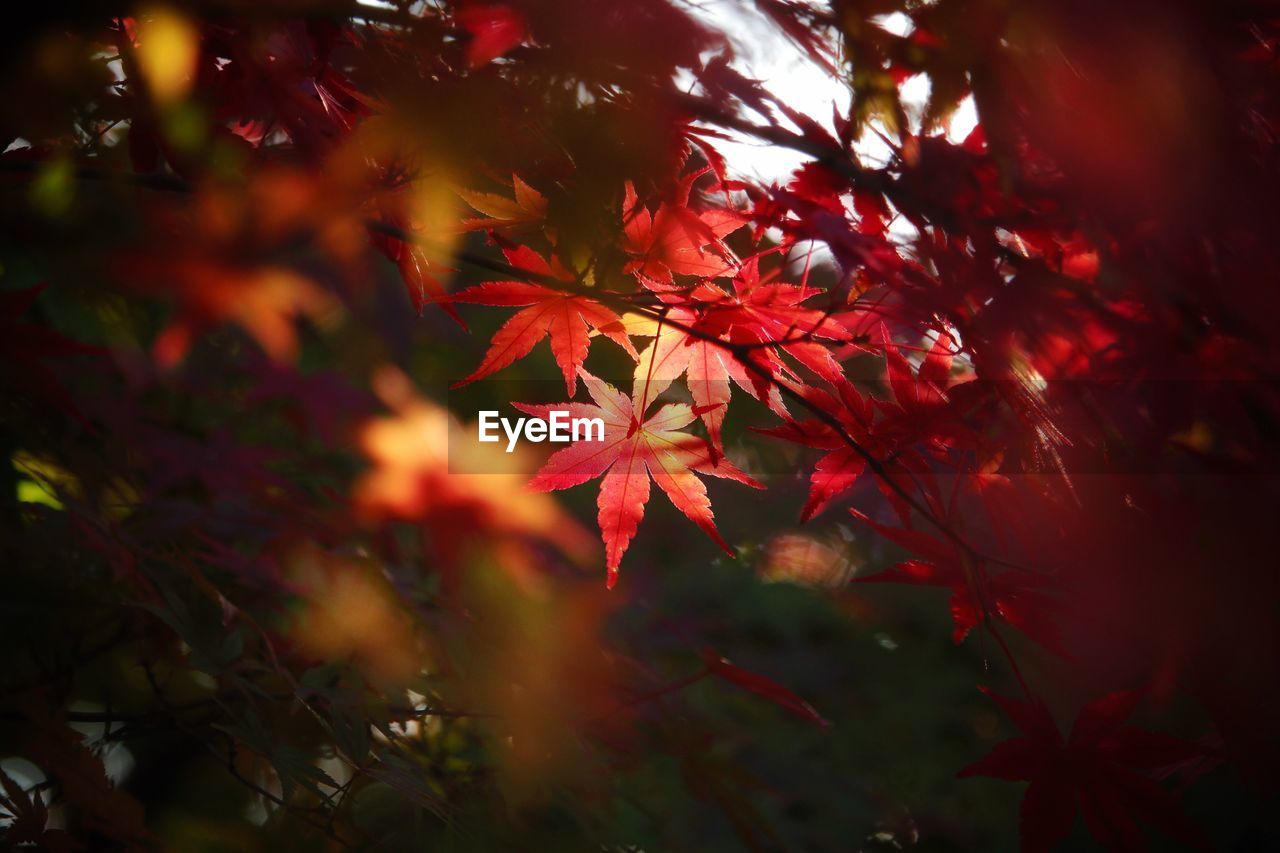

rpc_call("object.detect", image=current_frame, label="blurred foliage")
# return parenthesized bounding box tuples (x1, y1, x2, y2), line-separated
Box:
(2, 1, 1279, 851)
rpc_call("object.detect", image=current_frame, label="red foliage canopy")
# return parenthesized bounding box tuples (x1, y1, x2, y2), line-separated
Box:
(2, 0, 1278, 849)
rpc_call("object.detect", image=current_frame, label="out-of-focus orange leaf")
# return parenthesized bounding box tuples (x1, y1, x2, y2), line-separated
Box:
(287, 545, 423, 685)
(450, 567, 622, 800)
(353, 367, 596, 573)
(760, 533, 852, 588)
(150, 264, 339, 367)
(133, 7, 199, 104)
(114, 167, 368, 365)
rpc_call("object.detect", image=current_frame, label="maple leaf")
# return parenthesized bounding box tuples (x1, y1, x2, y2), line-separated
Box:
(457, 3, 529, 68)
(517, 373, 762, 587)
(630, 306, 788, 458)
(759, 325, 964, 521)
(850, 508, 1065, 652)
(450, 244, 638, 394)
(0, 768, 74, 852)
(702, 648, 829, 727)
(880, 322, 954, 413)
(165, 20, 373, 165)
(684, 256, 853, 389)
(147, 263, 341, 367)
(871, 323, 983, 452)
(371, 226, 462, 324)
(20, 712, 152, 847)
(700, 258, 850, 350)
(960, 688, 1210, 853)
(456, 173, 548, 231)
(626, 258, 853, 456)
(621, 177, 747, 290)
(755, 379, 879, 520)
(787, 161, 848, 215)
(398, 243, 460, 323)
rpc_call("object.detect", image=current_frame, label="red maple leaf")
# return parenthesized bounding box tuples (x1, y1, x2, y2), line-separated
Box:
(517, 374, 762, 587)
(849, 509, 1066, 652)
(871, 323, 981, 453)
(620, 176, 747, 290)
(450, 245, 638, 394)
(678, 256, 853, 389)
(370, 224, 461, 325)
(631, 306, 789, 459)
(755, 378, 879, 520)
(701, 648, 829, 727)
(623, 256, 852, 465)
(456, 3, 529, 68)
(757, 325, 966, 521)
(960, 688, 1210, 853)
(880, 322, 954, 413)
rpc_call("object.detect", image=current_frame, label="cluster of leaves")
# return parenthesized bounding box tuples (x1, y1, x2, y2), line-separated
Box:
(2, 0, 1279, 849)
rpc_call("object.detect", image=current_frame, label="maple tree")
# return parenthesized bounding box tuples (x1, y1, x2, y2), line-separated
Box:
(2, 0, 1279, 850)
